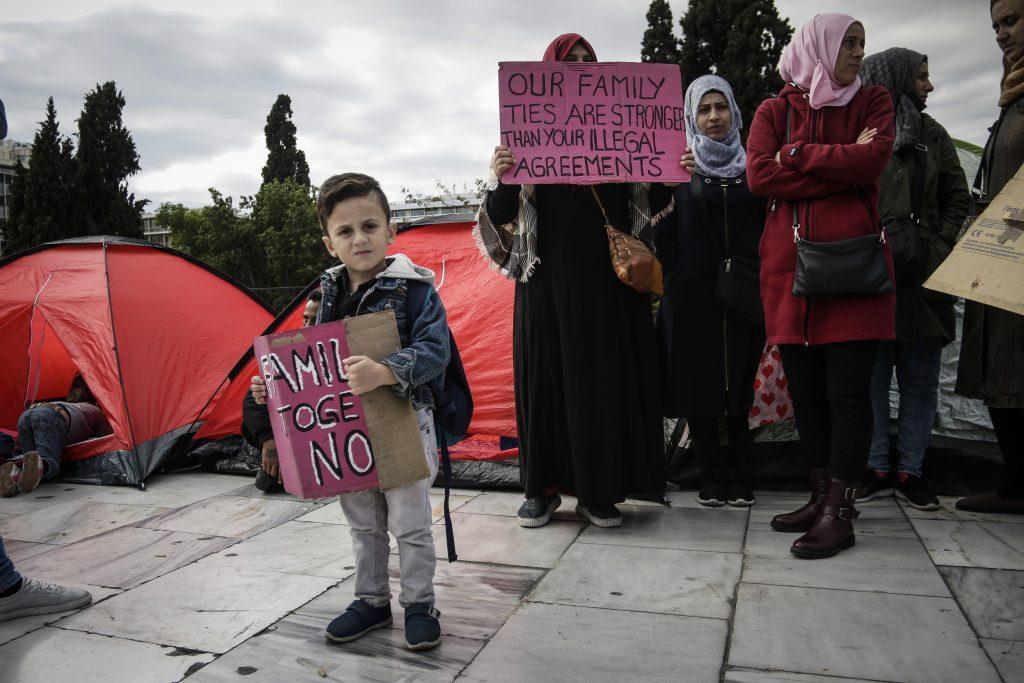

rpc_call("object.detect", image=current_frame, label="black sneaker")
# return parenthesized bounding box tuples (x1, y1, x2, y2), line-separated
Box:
(404, 603, 442, 651)
(575, 503, 622, 528)
(726, 478, 756, 507)
(325, 599, 392, 643)
(895, 474, 941, 511)
(517, 495, 561, 528)
(855, 470, 894, 503)
(697, 471, 727, 507)
(254, 468, 284, 493)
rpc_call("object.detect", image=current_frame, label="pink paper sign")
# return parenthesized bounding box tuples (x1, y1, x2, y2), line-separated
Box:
(253, 320, 379, 499)
(498, 61, 689, 184)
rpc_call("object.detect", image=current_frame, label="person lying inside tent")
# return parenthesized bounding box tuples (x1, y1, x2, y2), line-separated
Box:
(0, 376, 111, 497)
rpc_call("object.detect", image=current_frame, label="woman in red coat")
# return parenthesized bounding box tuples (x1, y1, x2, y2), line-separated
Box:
(746, 13, 895, 559)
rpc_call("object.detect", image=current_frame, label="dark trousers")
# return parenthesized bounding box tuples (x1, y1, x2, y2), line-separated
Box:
(16, 407, 67, 480)
(989, 407, 1024, 498)
(778, 341, 880, 482)
(688, 416, 752, 475)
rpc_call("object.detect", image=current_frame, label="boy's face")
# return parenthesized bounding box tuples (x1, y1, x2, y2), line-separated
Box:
(321, 195, 395, 279)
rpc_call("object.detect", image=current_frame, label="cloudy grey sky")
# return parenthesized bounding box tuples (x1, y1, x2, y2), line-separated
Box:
(0, 1, 1003, 209)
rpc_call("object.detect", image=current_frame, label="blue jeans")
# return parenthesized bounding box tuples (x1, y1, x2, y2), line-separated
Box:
(0, 536, 21, 592)
(16, 407, 67, 480)
(869, 338, 943, 477)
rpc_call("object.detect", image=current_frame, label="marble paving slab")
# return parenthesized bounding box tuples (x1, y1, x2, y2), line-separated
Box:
(750, 494, 915, 539)
(201, 520, 356, 579)
(0, 584, 120, 647)
(428, 492, 475, 520)
(15, 526, 236, 589)
(297, 558, 543, 641)
(725, 669, 889, 682)
(460, 602, 728, 683)
(910, 518, 1024, 569)
(939, 566, 1024, 640)
(188, 612, 484, 682)
(60, 561, 336, 653)
(140, 495, 314, 539)
(981, 639, 1024, 683)
(0, 500, 170, 545)
(742, 531, 950, 597)
(729, 583, 1000, 682)
(426, 512, 583, 568)
(82, 471, 252, 509)
(294, 499, 346, 525)
(578, 504, 747, 554)
(529, 542, 741, 620)
(455, 490, 581, 521)
(0, 484, 97, 516)
(3, 540, 59, 563)
(901, 495, 1024, 524)
(0, 626, 216, 682)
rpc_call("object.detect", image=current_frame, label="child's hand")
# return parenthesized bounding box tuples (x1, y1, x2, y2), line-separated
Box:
(251, 376, 267, 404)
(343, 356, 397, 395)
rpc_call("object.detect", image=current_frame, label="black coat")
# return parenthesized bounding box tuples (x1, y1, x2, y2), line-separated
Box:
(655, 173, 766, 419)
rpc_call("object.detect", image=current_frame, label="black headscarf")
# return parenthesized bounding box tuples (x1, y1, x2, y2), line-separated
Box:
(860, 47, 927, 151)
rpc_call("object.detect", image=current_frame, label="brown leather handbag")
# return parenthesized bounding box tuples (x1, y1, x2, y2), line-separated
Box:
(591, 187, 663, 296)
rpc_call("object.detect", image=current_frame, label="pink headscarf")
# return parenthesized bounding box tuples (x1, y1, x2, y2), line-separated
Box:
(779, 13, 862, 110)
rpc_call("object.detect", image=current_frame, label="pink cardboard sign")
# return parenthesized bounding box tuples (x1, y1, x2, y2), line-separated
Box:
(254, 320, 379, 498)
(498, 61, 689, 185)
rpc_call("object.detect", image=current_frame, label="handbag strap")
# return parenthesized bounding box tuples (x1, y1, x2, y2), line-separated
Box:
(786, 102, 802, 244)
(590, 186, 612, 229)
(909, 144, 927, 220)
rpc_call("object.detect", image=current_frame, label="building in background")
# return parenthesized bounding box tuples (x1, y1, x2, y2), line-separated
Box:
(0, 140, 32, 222)
(389, 192, 480, 227)
(142, 211, 171, 247)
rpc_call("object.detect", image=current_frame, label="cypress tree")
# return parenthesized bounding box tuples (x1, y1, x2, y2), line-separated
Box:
(261, 95, 310, 187)
(678, 0, 793, 135)
(4, 97, 78, 253)
(75, 81, 146, 238)
(641, 0, 682, 65)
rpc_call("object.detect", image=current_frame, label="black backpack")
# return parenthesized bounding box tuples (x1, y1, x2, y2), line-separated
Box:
(406, 279, 474, 561)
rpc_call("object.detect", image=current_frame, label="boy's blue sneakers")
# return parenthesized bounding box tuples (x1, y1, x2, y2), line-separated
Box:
(404, 603, 442, 650)
(325, 599, 392, 643)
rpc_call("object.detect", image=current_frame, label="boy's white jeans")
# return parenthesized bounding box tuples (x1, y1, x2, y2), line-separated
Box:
(337, 408, 439, 608)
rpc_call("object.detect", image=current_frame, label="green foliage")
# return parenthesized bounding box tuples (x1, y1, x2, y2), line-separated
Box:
(678, 0, 793, 137)
(953, 139, 984, 156)
(4, 98, 78, 255)
(641, 0, 681, 65)
(262, 95, 310, 186)
(75, 81, 146, 238)
(163, 180, 329, 310)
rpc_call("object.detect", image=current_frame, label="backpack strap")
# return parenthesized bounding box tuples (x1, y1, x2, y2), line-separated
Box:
(405, 280, 457, 563)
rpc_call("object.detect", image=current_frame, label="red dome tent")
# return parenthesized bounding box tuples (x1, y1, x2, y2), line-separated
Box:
(195, 215, 519, 477)
(0, 237, 275, 486)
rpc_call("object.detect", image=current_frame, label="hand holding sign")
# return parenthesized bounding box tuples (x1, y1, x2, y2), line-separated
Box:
(490, 145, 516, 181)
(343, 355, 396, 395)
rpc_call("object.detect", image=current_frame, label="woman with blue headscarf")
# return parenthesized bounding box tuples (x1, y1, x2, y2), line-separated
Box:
(654, 75, 766, 508)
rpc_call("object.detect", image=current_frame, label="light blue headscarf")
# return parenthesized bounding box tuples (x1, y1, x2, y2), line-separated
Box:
(685, 75, 747, 179)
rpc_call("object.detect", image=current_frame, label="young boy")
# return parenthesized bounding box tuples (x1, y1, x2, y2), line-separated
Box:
(251, 173, 449, 650)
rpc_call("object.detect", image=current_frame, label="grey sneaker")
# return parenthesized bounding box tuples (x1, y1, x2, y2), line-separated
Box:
(0, 578, 92, 622)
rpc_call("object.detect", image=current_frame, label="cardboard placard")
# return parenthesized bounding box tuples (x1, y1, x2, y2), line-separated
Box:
(253, 310, 427, 499)
(497, 61, 689, 185)
(924, 164, 1024, 315)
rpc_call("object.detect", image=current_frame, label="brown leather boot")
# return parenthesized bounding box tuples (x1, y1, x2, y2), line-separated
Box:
(790, 476, 860, 559)
(770, 467, 826, 532)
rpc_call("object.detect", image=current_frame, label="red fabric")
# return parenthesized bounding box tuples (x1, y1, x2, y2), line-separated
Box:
(0, 242, 274, 465)
(542, 33, 596, 61)
(746, 84, 896, 346)
(393, 221, 516, 440)
(195, 302, 306, 440)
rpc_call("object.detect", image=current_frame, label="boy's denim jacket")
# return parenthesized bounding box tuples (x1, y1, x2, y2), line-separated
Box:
(317, 254, 449, 410)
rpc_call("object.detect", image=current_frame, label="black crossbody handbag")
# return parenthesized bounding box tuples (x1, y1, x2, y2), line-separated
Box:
(880, 144, 927, 274)
(786, 104, 894, 298)
(691, 175, 764, 327)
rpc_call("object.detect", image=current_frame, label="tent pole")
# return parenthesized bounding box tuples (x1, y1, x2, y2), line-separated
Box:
(103, 241, 143, 487)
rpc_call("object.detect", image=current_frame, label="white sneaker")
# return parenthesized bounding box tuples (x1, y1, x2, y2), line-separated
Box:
(0, 578, 92, 622)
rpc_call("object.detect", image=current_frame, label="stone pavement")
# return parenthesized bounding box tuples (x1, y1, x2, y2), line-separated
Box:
(0, 471, 1021, 682)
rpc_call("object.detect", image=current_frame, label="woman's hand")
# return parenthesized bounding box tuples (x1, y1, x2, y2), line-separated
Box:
(856, 127, 878, 145)
(490, 145, 516, 180)
(251, 376, 267, 405)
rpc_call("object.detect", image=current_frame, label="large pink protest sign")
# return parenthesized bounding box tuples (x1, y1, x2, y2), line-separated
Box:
(254, 319, 380, 498)
(498, 61, 689, 184)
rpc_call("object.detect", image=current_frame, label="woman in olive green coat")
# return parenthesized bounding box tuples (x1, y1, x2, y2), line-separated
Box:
(858, 49, 970, 510)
